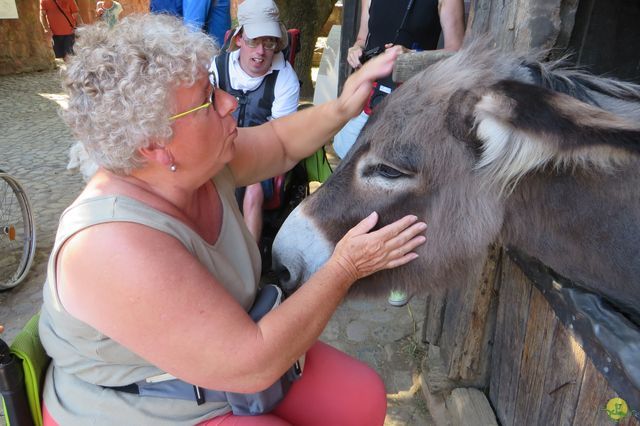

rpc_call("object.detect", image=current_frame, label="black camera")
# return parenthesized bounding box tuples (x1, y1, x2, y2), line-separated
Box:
(359, 46, 384, 65)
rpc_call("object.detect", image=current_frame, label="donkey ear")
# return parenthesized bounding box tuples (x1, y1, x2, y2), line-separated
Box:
(471, 79, 640, 188)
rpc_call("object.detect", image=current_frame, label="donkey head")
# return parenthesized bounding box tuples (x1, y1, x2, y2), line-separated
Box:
(273, 42, 640, 301)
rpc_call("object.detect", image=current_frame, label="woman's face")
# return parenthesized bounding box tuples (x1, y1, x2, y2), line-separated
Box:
(169, 73, 238, 179)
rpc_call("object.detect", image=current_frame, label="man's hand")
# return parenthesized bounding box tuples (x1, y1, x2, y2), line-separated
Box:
(347, 43, 364, 69)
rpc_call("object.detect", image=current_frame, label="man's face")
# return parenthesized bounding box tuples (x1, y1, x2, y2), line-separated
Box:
(236, 34, 279, 77)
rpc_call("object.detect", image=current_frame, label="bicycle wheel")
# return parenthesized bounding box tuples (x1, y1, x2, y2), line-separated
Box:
(0, 171, 36, 290)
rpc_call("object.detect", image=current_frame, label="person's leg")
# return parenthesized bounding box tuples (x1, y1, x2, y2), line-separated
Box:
(62, 34, 76, 60)
(199, 411, 290, 426)
(43, 403, 59, 426)
(46, 393, 290, 426)
(272, 341, 387, 425)
(243, 183, 264, 243)
(332, 111, 369, 159)
(51, 35, 66, 59)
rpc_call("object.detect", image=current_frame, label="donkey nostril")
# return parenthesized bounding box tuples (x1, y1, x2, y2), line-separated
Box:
(273, 262, 299, 296)
(276, 266, 291, 287)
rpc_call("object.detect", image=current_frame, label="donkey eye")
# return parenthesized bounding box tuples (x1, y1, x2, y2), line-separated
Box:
(375, 164, 406, 179)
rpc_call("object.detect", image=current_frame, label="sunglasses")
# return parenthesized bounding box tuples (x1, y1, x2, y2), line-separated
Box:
(169, 72, 218, 121)
(242, 36, 278, 50)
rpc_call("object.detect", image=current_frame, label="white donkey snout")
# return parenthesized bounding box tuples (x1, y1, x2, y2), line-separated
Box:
(271, 204, 333, 293)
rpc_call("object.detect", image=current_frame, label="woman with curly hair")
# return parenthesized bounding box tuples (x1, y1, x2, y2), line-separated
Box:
(39, 13, 427, 425)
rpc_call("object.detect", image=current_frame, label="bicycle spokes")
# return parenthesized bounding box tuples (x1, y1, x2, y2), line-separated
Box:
(0, 172, 36, 290)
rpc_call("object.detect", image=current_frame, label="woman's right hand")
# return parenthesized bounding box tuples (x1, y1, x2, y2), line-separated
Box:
(330, 212, 427, 283)
(336, 45, 402, 120)
(347, 44, 365, 69)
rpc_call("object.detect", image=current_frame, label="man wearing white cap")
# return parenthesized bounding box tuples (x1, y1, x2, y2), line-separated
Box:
(211, 0, 300, 245)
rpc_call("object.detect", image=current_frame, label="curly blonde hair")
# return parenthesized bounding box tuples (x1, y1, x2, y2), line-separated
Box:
(62, 14, 218, 175)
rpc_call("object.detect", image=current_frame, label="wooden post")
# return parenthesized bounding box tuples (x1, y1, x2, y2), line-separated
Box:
(338, 0, 359, 94)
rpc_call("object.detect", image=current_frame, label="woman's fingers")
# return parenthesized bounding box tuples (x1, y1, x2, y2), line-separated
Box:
(347, 46, 363, 69)
(339, 46, 403, 116)
(382, 220, 427, 249)
(332, 214, 427, 282)
(359, 45, 403, 80)
(344, 211, 379, 237)
(384, 233, 426, 266)
(371, 214, 420, 241)
(378, 221, 427, 268)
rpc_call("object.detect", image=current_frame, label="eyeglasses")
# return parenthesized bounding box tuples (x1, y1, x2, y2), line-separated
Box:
(169, 72, 217, 121)
(242, 36, 278, 50)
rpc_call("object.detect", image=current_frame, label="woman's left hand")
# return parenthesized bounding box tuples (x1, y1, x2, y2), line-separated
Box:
(336, 45, 403, 119)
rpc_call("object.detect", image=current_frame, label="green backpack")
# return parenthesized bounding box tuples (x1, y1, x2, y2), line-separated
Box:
(304, 146, 333, 184)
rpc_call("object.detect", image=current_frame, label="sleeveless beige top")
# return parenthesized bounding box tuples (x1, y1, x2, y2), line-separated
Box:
(39, 167, 261, 425)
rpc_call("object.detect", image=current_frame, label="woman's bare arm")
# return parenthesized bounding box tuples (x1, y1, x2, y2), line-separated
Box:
(58, 212, 426, 392)
(347, 0, 371, 69)
(228, 46, 402, 187)
(439, 0, 465, 51)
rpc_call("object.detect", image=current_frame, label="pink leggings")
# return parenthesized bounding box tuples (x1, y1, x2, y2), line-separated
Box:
(44, 342, 387, 426)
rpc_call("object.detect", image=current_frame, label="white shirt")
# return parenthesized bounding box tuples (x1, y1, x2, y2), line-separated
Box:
(210, 49, 300, 120)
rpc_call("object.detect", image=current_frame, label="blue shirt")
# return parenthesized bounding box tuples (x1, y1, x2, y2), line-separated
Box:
(183, 0, 230, 46)
(149, 0, 182, 16)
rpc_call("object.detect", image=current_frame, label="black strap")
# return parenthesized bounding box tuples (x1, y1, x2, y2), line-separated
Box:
(193, 386, 205, 405)
(258, 70, 278, 112)
(214, 53, 229, 92)
(107, 383, 139, 394)
(52, 0, 75, 30)
(392, 0, 416, 45)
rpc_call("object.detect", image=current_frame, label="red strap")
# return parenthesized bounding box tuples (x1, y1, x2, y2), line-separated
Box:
(363, 82, 378, 116)
(263, 175, 286, 210)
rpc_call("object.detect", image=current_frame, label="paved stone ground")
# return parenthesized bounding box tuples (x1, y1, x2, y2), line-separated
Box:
(0, 65, 432, 425)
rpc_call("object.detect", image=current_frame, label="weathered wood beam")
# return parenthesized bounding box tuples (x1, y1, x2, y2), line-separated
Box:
(392, 50, 455, 83)
(446, 388, 498, 426)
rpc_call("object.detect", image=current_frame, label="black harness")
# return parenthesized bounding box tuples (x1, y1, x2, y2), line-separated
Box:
(214, 52, 280, 127)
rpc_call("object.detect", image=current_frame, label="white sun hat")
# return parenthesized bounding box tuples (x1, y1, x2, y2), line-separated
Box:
(227, 0, 288, 52)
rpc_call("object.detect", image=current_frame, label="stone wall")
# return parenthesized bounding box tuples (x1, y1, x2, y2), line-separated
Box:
(0, 0, 149, 75)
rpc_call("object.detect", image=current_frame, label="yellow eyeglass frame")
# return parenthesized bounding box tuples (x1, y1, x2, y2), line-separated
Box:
(169, 72, 217, 121)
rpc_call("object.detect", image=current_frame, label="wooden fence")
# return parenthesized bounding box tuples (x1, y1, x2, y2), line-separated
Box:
(421, 247, 640, 425)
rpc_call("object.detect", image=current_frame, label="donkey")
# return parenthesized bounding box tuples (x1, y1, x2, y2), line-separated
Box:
(271, 40, 640, 323)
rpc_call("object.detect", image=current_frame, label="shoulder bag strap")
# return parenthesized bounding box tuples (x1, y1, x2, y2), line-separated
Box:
(260, 69, 279, 112)
(52, 0, 75, 30)
(214, 53, 229, 91)
(392, 0, 416, 44)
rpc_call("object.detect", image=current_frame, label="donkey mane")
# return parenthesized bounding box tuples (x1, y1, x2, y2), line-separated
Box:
(523, 59, 640, 106)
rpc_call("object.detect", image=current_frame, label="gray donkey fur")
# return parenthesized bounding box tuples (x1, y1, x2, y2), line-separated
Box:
(272, 40, 640, 322)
